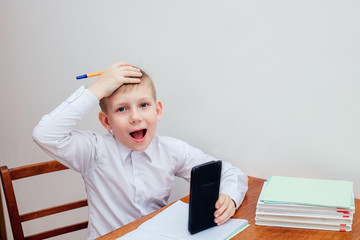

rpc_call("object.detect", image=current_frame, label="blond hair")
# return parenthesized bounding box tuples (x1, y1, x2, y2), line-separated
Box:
(99, 69, 156, 113)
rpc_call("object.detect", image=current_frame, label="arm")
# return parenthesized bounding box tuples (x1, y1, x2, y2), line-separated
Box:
(32, 62, 142, 173)
(174, 141, 248, 225)
(214, 161, 248, 225)
(32, 86, 99, 173)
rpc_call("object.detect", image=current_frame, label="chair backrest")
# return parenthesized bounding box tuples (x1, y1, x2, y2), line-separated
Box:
(0, 160, 88, 240)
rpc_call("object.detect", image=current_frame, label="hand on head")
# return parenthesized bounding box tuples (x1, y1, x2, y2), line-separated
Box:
(88, 62, 142, 100)
(214, 193, 236, 226)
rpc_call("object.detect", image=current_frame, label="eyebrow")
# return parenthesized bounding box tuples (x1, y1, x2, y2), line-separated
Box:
(111, 97, 153, 108)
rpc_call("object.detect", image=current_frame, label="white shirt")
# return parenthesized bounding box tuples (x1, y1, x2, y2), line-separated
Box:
(32, 86, 248, 240)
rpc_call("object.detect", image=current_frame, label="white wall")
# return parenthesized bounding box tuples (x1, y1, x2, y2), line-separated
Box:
(1, 0, 359, 239)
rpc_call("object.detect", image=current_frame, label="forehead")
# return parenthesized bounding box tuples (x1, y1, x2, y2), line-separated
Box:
(106, 83, 155, 106)
(115, 78, 156, 98)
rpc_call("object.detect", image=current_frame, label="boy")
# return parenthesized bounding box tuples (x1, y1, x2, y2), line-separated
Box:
(33, 62, 248, 239)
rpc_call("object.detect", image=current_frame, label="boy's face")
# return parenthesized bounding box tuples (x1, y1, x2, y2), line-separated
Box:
(99, 84, 162, 151)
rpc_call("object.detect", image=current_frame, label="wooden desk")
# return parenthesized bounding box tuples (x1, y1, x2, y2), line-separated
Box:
(97, 177, 360, 240)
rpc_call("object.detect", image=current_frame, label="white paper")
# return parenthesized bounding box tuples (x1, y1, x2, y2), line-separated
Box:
(118, 229, 173, 240)
(117, 201, 248, 240)
(255, 219, 352, 232)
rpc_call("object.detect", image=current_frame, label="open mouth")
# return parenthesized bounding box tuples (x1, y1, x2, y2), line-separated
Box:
(130, 129, 147, 142)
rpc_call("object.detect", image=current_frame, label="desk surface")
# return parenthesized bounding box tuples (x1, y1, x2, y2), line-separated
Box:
(97, 177, 360, 240)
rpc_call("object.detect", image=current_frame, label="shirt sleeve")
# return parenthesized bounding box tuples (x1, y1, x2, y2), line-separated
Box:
(32, 86, 101, 175)
(174, 140, 248, 208)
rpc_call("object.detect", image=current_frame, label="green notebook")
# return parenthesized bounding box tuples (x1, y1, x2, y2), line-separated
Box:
(260, 176, 353, 209)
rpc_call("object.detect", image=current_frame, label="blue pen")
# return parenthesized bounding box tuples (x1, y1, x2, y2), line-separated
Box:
(76, 71, 105, 80)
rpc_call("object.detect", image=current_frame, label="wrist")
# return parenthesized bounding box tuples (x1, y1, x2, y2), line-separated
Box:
(87, 81, 107, 100)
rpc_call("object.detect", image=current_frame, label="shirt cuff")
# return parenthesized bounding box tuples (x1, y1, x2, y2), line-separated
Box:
(66, 86, 99, 117)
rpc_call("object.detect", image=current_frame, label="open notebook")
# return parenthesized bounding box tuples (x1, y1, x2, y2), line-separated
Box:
(117, 201, 249, 240)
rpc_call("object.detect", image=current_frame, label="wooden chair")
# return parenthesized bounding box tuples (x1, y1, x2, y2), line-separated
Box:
(0, 160, 88, 240)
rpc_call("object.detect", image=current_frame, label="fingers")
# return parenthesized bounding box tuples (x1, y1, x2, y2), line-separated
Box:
(119, 69, 142, 84)
(214, 194, 229, 224)
(122, 69, 142, 78)
(119, 67, 142, 79)
(214, 194, 236, 226)
(122, 77, 142, 84)
(215, 194, 226, 214)
(105, 64, 142, 84)
(109, 63, 142, 77)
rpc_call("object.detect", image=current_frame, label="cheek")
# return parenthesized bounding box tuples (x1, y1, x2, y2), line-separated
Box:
(112, 127, 130, 142)
(114, 123, 127, 132)
(150, 113, 160, 124)
(149, 118, 159, 131)
(109, 118, 127, 132)
(109, 114, 126, 124)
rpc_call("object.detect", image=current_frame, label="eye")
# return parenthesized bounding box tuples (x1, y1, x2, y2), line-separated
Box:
(117, 107, 126, 112)
(140, 103, 148, 108)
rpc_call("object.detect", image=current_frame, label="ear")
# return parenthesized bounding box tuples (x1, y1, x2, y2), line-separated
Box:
(156, 101, 163, 121)
(99, 111, 112, 131)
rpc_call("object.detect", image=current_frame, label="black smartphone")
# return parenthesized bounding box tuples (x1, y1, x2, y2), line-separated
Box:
(188, 160, 222, 234)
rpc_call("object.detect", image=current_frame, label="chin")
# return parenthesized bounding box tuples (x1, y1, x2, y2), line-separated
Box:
(130, 142, 150, 152)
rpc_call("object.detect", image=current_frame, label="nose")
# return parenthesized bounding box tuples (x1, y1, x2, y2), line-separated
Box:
(129, 109, 142, 124)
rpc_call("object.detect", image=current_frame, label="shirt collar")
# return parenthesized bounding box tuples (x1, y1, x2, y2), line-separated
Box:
(116, 136, 156, 164)
(116, 141, 132, 164)
(142, 140, 154, 163)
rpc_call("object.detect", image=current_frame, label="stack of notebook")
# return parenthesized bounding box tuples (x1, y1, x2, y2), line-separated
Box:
(255, 176, 355, 232)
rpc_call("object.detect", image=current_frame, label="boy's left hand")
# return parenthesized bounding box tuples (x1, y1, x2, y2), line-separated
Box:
(214, 193, 236, 225)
